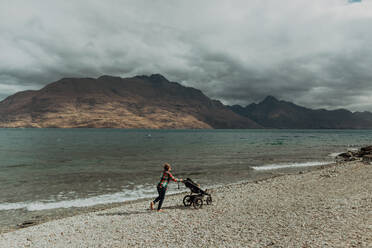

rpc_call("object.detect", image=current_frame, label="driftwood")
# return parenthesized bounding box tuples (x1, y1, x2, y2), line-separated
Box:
(17, 220, 37, 228)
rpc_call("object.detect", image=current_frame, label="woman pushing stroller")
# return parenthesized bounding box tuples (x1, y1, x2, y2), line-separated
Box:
(150, 163, 183, 212)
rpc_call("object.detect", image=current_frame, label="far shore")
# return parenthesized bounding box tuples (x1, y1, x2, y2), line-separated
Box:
(0, 160, 370, 247)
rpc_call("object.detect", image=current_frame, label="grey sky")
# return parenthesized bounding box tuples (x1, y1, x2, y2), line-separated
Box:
(1, 0, 371, 111)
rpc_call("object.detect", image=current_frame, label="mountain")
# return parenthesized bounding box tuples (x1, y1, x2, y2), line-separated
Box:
(0, 74, 261, 129)
(229, 96, 372, 129)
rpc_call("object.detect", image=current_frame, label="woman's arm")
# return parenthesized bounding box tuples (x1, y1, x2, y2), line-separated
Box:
(167, 172, 182, 182)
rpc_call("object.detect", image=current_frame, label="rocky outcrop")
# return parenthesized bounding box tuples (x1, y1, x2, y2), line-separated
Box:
(0, 74, 261, 129)
(336, 145, 372, 162)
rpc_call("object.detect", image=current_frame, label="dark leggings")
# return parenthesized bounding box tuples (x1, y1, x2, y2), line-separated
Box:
(153, 185, 166, 210)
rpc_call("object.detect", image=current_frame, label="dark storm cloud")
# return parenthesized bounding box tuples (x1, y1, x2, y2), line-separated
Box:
(0, 0, 372, 111)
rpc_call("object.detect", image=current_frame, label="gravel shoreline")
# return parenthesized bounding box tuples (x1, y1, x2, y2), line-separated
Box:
(0, 161, 371, 247)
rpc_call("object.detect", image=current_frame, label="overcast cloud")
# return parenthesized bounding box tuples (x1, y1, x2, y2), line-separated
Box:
(0, 0, 371, 111)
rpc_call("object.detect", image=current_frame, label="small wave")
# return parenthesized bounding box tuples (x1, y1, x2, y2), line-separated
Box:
(6, 163, 33, 168)
(328, 152, 342, 157)
(329, 147, 360, 158)
(252, 161, 330, 171)
(0, 186, 159, 211)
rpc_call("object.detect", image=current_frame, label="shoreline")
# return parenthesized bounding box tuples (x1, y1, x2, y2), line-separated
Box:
(0, 161, 338, 234)
(1, 160, 370, 247)
(1, 162, 337, 234)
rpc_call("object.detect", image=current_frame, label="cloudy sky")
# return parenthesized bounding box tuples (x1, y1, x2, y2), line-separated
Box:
(1, 0, 371, 111)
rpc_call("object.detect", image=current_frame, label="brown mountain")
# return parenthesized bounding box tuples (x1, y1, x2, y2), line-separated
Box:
(0, 74, 261, 129)
(229, 96, 372, 129)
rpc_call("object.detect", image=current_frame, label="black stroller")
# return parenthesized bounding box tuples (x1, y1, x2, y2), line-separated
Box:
(182, 178, 212, 209)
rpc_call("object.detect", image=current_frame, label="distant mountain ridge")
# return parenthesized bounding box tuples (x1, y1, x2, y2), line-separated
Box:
(1, 74, 371, 129)
(0, 74, 260, 129)
(229, 96, 372, 129)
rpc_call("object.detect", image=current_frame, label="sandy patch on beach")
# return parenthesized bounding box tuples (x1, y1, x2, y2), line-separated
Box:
(0, 161, 371, 247)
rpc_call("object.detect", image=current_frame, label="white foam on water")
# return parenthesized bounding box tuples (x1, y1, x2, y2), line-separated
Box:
(0, 186, 159, 211)
(252, 161, 331, 171)
(0, 183, 193, 212)
(0, 202, 29, 211)
(329, 152, 342, 157)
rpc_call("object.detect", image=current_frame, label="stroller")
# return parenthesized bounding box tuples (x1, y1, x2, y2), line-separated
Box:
(182, 178, 212, 209)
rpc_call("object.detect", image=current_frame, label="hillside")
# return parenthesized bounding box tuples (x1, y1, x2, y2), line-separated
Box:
(0, 74, 260, 129)
(229, 96, 372, 129)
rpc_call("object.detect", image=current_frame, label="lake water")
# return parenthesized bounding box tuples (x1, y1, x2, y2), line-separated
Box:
(0, 129, 371, 230)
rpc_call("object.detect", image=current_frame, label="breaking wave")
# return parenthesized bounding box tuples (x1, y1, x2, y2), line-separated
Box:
(252, 161, 331, 171)
(0, 186, 158, 211)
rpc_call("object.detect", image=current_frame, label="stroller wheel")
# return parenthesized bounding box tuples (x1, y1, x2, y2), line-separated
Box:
(193, 197, 203, 209)
(206, 196, 212, 205)
(183, 195, 192, 207)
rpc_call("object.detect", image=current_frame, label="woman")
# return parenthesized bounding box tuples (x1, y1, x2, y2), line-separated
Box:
(150, 163, 183, 212)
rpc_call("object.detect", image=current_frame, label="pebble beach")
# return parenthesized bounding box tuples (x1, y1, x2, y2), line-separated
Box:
(0, 161, 371, 247)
